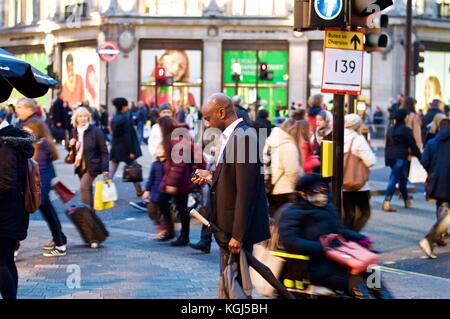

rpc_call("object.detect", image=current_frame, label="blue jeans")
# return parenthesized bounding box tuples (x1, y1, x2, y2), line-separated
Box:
(137, 121, 145, 145)
(385, 159, 410, 202)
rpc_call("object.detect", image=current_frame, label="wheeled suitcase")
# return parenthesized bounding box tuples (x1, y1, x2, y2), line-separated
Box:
(66, 205, 109, 245)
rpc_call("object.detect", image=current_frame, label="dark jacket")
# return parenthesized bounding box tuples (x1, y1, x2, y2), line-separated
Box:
(421, 107, 443, 142)
(50, 98, 65, 127)
(422, 127, 450, 202)
(73, 125, 109, 177)
(160, 140, 205, 195)
(385, 123, 421, 166)
(235, 105, 252, 126)
(146, 157, 165, 203)
(110, 112, 142, 163)
(136, 107, 149, 124)
(278, 198, 366, 279)
(209, 121, 270, 246)
(0, 125, 35, 240)
(35, 139, 57, 205)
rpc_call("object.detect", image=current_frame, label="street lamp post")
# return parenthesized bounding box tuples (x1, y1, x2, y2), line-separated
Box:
(232, 60, 241, 96)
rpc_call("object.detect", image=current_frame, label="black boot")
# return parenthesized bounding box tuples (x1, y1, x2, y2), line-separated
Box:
(189, 240, 211, 254)
(171, 236, 189, 247)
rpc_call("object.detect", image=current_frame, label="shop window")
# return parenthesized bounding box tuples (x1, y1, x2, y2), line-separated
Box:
(223, 49, 289, 122)
(227, 0, 288, 16)
(140, 49, 203, 108)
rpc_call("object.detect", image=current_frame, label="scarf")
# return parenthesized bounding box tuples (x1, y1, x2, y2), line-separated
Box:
(75, 124, 89, 167)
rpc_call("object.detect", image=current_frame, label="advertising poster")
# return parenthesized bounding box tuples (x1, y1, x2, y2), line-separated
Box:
(415, 51, 449, 111)
(140, 49, 202, 108)
(61, 47, 100, 108)
(9, 52, 48, 108)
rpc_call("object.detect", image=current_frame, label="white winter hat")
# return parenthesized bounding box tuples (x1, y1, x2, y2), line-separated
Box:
(345, 114, 363, 130)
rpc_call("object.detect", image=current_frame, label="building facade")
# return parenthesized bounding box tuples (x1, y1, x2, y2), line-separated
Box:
(0, 0, 449, 116)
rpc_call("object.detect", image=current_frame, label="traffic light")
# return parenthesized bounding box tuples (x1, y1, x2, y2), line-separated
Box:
(259, 63, 273, 81)
(412, 41, 425, 75)
(155, 66, 167, 86)
(363, 13, 390, 52)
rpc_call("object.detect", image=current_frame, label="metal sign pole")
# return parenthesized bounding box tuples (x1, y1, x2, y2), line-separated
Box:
(332, 93, 345, 220)
(155, 56, 158, 108)
(105, 61, 109, 108)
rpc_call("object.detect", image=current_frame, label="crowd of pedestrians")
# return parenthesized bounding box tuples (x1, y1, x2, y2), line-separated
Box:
(0, 90, 448, 300)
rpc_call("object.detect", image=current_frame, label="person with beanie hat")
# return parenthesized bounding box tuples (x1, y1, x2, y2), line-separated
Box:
(342, 114, 376, 231)
(277, 174, 392, 299)
(383, 109, 422, 212)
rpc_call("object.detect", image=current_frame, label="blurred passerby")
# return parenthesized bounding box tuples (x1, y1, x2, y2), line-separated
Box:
(419, 119, 450, 259)
(253, 109, 274, 139)
(83, 100, 100, 127)
(5, 104, 17, 127)
(49, 91, 66, 144)
(264, 119, 304, 215)
(176, 104, 187, 124)
(291, 108, 306, 121)
(311, 110, 333, 158)
(142, 145, 166, 239)
(388, 93, 404, 124)
(158, 117, 201, 246)
(23, 120, 68, 257)
(402, 97, 423, 150)
(342, 114, 376, 231)
(69, 107, 109, 208)
(233, 95, 251, 125)
(136, 101, 149, 144)
(0, 120, 35, 299)
(16, 98, 42, 129)
(109, 98, 143, 197)
(299, 120, 320, 174)
(99, 104, 110, 141)
(372, 106, 384, 139)
(421, 99, 444, 144)
(383, 109, 422, 212)
(307, 94, 324, 132)
(148, 103, 173, 162)
(424, 113, 447, 144)
(278, 174, 392, 299)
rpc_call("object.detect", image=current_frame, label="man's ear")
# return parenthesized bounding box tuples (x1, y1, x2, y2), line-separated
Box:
(218, 108, 226, 120)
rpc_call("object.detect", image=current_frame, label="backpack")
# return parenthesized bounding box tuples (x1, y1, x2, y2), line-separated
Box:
(24, 158, 42, 214)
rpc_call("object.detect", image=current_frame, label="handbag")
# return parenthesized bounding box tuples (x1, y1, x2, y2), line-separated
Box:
(123, 162, 143, 183)
(65, 146, 76, 164)
(408, 156, 427, 184)
(343, 137, 370, 191)
(320, 234, 379, 275)
(101, 180, 118, 202)
(249, 219, 284, 297)
(52, 181, 75, 204)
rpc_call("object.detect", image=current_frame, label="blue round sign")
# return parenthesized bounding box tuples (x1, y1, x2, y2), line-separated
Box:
(314, 0, 343, 20)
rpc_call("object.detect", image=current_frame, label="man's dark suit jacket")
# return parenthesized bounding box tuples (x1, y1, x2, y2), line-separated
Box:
(209, 121, 270, 247)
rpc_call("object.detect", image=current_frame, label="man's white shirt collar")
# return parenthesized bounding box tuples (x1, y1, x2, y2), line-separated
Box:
(216, 118, 243, 164)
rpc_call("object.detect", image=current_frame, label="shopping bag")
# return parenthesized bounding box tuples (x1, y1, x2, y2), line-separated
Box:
(52, 181, 75, 204)
(143, 121, 152, 139)
(101, 180, 118, 202)
(94, 181, 115, 211)
(408, 156, 427, 184)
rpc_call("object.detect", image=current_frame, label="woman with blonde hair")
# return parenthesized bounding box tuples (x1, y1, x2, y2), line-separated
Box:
(425, 113, 447, 143)
(263, 119, 304, 215)
(23, 120, 68, 257)
(69, 107, 109, 209)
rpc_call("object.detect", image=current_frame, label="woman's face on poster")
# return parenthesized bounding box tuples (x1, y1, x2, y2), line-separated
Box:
(161, 51, 188, 82)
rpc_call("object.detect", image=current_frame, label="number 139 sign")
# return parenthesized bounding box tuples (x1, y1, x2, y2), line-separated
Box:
(321, 29, 364, 95)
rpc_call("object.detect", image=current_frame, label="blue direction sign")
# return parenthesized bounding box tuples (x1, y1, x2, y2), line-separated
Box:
(314, 0, 344, 20)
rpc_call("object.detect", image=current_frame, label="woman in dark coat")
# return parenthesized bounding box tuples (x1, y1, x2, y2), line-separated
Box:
(69, 107, 109, 209)
(0, 122, 34, 299)
(23, 120, 68, 257)
(383, 109, 422, 212)
(109, 98, 143, 197)
(278, 174, 392, 299)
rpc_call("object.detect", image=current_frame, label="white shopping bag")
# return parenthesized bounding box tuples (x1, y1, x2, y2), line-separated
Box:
(101, 180, 118, 203)
(408, 157, 427, 184)
(143, 121, 152, 139)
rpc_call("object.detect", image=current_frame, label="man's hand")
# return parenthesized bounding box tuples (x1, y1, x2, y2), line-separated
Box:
(130, 153, 136, 160)
(191, 169, 213, 186)
(142, 191, 150, 202)
(228, 238, 241, 255)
